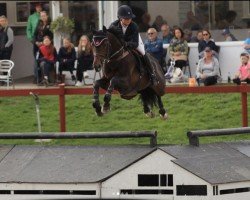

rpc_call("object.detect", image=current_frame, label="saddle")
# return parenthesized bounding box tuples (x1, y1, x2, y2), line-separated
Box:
(130, 49, 145, 75)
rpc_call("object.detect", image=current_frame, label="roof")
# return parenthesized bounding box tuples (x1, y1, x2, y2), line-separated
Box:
(0, 141, 249, 185)
(0, 145, 155, 184)
(160, 141, 250, 184)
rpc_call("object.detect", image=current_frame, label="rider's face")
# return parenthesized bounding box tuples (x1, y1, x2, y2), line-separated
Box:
(120, 18, 132, 26)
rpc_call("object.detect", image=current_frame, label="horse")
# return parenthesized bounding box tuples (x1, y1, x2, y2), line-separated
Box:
(91, 26, 167, 119)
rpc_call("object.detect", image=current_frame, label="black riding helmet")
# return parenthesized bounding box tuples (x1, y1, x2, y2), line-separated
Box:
(117, 5, 136, 19)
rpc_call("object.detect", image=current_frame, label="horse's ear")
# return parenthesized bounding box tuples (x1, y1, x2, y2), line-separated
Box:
(103, 26, 107, 33)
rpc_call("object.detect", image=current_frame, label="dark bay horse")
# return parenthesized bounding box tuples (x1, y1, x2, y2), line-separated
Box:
(91, 26, 167, 119)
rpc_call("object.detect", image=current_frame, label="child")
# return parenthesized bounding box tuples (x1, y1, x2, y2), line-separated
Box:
(37, 36, 57, 86)
(233, 53, 250, 85)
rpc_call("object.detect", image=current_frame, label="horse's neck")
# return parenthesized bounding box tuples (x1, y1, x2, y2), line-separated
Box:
(108, 33, 123, 53)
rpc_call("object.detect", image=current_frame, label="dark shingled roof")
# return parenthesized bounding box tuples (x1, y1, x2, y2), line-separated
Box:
(160, 141, 250, 184)
(0, 141, 249, 185)
(0, 145, 155, 183)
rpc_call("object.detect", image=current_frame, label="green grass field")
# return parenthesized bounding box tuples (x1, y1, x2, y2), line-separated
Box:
(0, 93, 249, 146)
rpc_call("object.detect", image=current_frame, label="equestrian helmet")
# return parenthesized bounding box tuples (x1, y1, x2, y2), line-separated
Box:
(117, 5, 136, 19)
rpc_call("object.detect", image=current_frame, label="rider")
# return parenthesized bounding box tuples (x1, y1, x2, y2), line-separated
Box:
(109, 5, 157, 85)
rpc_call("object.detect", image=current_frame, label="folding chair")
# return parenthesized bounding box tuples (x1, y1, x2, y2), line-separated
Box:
(0, 60, 15, 89)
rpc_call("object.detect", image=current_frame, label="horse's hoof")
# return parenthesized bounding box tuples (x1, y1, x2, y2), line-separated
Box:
(95, 112, 103, 117)
(160, 113, 168, 120)
(145, 111, 155, 118)
(102, 105, 111, 114)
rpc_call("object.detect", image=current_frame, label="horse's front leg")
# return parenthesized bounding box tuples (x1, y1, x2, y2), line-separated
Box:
(102, 76, 119, 114)
(93, 78, 104, 116)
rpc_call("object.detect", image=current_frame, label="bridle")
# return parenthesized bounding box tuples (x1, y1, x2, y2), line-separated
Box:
(92, 34, 125, 65)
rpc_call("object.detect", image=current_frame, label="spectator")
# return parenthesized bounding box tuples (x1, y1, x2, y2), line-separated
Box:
(243, 31, 250, 54)
(57, 38, 76, 83)
(75, 35, 93, 87)
(26, 2, 42, 83)
(221, 28, 237, 41)
(183, 29, 192, 43)
(37, 36, 57, 86)
(152, 15, 167, 32)
(190, 30, 203, 43)
(233, 53, 250, 85)
(33, 11, 53, 83)
(168, 27, 188, 70)
(182, 11, 202, 31)
(0, 15, 14, 60)
(198, 29, 219, 59)
(138, 13, 151, 32)
(196, 47, 220, 86)
(144, 28, 164, 68)
(160, 23, 173, 44)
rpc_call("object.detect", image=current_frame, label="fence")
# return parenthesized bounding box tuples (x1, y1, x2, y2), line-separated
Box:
(0, 83, 250, 132)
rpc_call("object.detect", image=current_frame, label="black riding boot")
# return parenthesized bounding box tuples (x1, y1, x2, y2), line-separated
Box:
(143, 54, 158, 85)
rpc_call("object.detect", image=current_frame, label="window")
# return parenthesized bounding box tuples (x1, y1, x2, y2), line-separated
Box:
(138, 174, 159, 186)
(220, 187, 250, 195)
(213, 185, 218, 195)
(176, 185, 207, 196)
(68, 1, 98, 46)
(16, 1, 50, 23)
(0, 3, 6, 16)
(120, 189, 173, 195)
(138, 174, 173, 187)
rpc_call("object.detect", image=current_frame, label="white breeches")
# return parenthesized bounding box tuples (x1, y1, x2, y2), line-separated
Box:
(136, 33, 145, 55)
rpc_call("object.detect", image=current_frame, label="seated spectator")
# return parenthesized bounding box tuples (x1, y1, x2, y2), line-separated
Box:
(243, 31, 250, 54)
(198, 29, 219, 59)
(233, 53, 250, 85)
(190, 30, 203, 43)
(168, 27, 188, 70)
(75, 35, 93, 87)
(183, 29, 192, 43)
(152, 15, 167, 32)
(37, 36, 57, 86)
(161, 23, 173, 44)
(196, 47, 220, 86)
(221, 28, 237, 41)
(144, 28, 164, 68)
(57, 38, 76, 83)
(0, 15, 14, 60)
(138, 13, 151, 32)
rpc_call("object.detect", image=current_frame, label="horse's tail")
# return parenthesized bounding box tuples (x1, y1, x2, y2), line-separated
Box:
(139, 87, 158, 108)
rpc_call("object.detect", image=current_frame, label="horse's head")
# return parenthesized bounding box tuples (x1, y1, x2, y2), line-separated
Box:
(92, 26, 123, 71)
(92, 26, 109, 71)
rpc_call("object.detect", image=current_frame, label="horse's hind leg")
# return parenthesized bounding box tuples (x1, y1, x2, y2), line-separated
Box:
(157, 95, 168, 120)
(143, 102, 155, 118)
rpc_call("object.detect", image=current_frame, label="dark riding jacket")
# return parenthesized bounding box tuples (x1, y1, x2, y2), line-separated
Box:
(109, 19, 139, 49)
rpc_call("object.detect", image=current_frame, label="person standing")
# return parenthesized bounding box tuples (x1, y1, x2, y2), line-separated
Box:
(26, 3, 42, 83)
(0, 15, 14, 60)
(160, 23, 173, 44)
(33, 11, 53, 83)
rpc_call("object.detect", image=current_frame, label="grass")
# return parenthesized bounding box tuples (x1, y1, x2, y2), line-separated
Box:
(0, 93, 249, 146)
